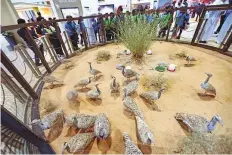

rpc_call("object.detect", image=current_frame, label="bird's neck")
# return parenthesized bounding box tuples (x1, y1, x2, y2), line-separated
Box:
(122, 68, 125, 74)
(113, 78, 116, 86)
(89, 63, 92, 70)
(158, 90, 162, 99)
(207, 116, 217, 131)
(96, 85, 100, 93)
(204, 76, 211, 84)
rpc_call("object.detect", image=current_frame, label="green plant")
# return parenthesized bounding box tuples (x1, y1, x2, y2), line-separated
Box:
(96, 50, 111, 61)
(117, 15, 162, 60)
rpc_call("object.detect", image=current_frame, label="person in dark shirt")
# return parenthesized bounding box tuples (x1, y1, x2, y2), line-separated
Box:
(17, 18, 44, 66)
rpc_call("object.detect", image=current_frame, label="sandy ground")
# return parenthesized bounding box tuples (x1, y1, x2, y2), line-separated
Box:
(40, 41, 232, 154)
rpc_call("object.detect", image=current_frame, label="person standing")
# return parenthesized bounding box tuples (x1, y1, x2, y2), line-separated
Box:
(199, 0, 228, 43)
(65, 15, 80, 50)
(175, 8, 190, 39)
(17, 18, 44, 66)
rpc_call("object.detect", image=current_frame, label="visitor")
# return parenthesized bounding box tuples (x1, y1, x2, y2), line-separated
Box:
(79, 19, 86, 46)
(199, 0, 228, 44)
(17, 18, 44, 66)
(36, 12, 44, 36)
(65, 15, 80, 50)
(195, 2, 205, 21)
(42, 19, 64, 57)
(92, 18, 100, 41)
(131, 10, 138, 23)
(104, 13, 116, 41)
(217, 1, 232, 44)
(214, 13, 227, 34)
(158, 6, 172, 38)
(174, 8, 190, 39)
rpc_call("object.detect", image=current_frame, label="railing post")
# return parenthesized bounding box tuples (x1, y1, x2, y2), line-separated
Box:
(79, 16, 88, 50)
(41, 36, 57, 64)
(191, 8, 207, 44)
(45, 35, 59, 62)
(54, 22, 69, 57)
(1, 50, 38, 100)
(24, 28, 52, 73)
(100, 14, 107, 44)
(222, 31, 232, 52)
(166, 9, 174, 41)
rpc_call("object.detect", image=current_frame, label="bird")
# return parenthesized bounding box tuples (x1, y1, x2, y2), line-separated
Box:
(175, 113, 223, 133)
(30, 108, 64, 130)
(74, 113, 96, 130)
(43, 75, 63, 88)
(135, 116, 155, 145)
(139, 88, 165, 111)
(65, 113, 77, 127)
(74, 77, 92, 88)
(121, 66, 139, 81)
(123, 88, 144, 120)
(201, 73, 216, 96)
(186, 56, 196, 65)
(123, 132, 143, 155)
(86, 83, 101, 99)
(124, 80, 138, 96)
(61, 132, 95, 154)
(94, 113, 111, 139)
(87, 62, 101, 79)
(66, 90, 78, 101)
(110, 75, 120, 93)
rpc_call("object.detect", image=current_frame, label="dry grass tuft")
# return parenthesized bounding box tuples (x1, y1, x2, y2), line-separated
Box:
(169, 51, 187, 60)
(41, 100, 57, 116)
(176, 132, 232, 154)
(96, 50, 111, 62)
(140, 73, 169, 91)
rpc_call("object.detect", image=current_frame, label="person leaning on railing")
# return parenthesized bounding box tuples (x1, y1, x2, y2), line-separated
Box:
(65, 15, 80, 50)
(42, 19, 64, 57)
(17, 18, 44, 66)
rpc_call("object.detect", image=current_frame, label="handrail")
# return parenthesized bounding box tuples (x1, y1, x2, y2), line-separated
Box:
(1, 4, 232, 32)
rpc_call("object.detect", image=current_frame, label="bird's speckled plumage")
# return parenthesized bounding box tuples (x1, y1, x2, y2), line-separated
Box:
(135, 116, 154, 145)
(175, 113, 223, 133)
(61, 132, 95, 154)
(74, 77, 91, 88)
(75, 114, 96, 129)
(122, 66, 139, 80)
(123, 132, 143, 155)
(139, 89, 164, 103)
(186, 56, 196, 64)
(123, 90, 144, 120)
(65, 113, 77, 126)
(124, 81, 138, 96)
(94, 113, 111, 139)
(43, 75, 63, 84)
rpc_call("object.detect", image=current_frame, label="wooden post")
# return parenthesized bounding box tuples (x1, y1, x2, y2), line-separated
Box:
(1, 50, 38, 100)
(79, 16, 88, 50)
(191, 8, 207, 44)
(220, 24, 232, 49)
(222, 32, 232, 52)
(166, 9, 174, 41)
(54, 22, 69, 57)
(25, 28, 51, 73)
(1, 107, 55, 154)
(196, 19, 208, 43)
(100, 15, 107, 44)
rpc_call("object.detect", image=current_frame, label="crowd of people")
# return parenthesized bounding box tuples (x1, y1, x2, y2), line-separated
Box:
(15, 0, 232, 66)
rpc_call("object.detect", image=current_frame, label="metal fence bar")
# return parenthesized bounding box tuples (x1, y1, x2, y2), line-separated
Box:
(63, 31, 73, 53)
(1, 50, 38, 100)
(41, 36, 57, 64)
(45, 35, 60, 62)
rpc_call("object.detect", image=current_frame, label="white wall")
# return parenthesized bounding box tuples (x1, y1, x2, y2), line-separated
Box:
(1, 0, 19, 26)
(98, 0, 131, 13)
(81, 0, 98, 16)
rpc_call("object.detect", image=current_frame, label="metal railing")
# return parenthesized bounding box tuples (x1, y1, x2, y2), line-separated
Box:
(1, 4, 232, 153)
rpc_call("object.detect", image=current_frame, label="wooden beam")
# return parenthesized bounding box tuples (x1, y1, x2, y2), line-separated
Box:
(1, 51, 39, 99)
(25, 28, 52, 73)
(54, 22, 69, 57)
(222, 31, 232, 52)
(1, 106, 55, 154)
(191, 8, 207, 44)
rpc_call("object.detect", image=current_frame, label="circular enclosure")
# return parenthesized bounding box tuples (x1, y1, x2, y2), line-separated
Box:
(40, 42, 232, 154)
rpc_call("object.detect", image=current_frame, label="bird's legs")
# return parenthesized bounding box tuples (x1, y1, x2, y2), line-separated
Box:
(50, 82, 54, 89)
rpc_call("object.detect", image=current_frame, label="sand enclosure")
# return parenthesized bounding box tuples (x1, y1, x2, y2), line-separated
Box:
(40, 41, 232, 154)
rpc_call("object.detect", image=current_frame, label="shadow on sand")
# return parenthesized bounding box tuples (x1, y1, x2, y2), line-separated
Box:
(47, 115, 64, 142)
(111, 91, 120, 99)
(44, 83, 64, 89)
(96, 136, 112, 154)
(184, 64, 196, 67)
(86, 98, 102, 106)
(140, 97, 161, 112)
(197, 93, 215, 101)
(76, 87, 91, 92)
